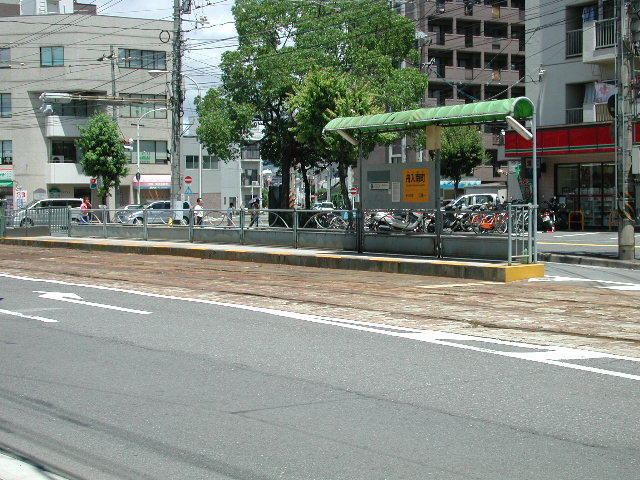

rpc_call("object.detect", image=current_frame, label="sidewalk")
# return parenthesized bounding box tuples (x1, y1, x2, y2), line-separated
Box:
(0, 236, 544, 282)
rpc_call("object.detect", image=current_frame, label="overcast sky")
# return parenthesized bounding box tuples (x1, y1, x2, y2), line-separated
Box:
(98, 0, 237, 115)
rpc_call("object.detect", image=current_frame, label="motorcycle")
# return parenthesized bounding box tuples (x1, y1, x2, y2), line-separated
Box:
(367, 210, 425, 232)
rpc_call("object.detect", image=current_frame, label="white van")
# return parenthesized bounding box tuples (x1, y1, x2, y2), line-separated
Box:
(447, 193, 499, 211)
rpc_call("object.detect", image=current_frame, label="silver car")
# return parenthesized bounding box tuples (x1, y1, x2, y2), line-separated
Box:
(119, 201, 192, 225)
(13, 198, 83, 227)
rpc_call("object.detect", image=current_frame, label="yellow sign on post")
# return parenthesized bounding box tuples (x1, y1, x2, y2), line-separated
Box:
(403, 168, 430, 203)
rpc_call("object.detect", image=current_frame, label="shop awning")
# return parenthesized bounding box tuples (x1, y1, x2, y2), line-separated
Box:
(324, 97, 535, 134)
(440, 179, 481, 190)
(133, 174, 171, 190)
(0, 166, 13, 188)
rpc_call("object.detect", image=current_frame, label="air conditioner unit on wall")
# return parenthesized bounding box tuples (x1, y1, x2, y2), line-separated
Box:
(51, 155, 65, 163)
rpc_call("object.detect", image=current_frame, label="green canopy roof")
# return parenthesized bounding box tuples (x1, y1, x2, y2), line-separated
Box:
(324, 97, 534, 134)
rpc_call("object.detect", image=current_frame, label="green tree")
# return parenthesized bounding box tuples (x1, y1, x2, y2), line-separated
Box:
(220, 0, 427, 208)
(440, 126, 487, 196)
(196, 87, 254, 163)
(76, 113, 128, 205)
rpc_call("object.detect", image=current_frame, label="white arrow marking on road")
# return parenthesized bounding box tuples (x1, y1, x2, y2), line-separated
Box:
(34, 291, 152, 315)
(0, 308, 58, 323)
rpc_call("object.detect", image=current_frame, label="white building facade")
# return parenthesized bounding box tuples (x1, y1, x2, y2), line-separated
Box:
(505, 0, 619, 228)
(0, 8, 173, 209)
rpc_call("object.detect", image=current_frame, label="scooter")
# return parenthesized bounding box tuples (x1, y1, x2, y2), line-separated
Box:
(368, 211, 425, 232)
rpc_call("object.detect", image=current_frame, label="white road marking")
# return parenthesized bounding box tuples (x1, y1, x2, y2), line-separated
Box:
(0, 308, 58, 323)
(0, 272, 637, 381)
(531, 275, 640, 290)
(550, 232, 602, 238)
(35, 291, 152, 315)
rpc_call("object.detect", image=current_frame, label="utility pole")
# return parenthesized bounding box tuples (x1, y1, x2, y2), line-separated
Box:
(616, 0, 636, 260)
(171, 0, 184, 208)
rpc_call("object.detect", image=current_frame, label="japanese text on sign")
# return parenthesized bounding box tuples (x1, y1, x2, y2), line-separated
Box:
(402, 168, 430, 203)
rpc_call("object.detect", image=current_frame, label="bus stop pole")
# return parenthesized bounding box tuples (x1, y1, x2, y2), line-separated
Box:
(357, 138, 364, 254)
(434, 149, 443, 259)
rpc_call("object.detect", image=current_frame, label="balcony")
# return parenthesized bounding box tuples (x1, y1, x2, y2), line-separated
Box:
(45, 116, 89, 138)
(47, 163, 90, 185)
(566, 108, 584, 124)
(566, 29, 583, 58)
(583, 103, 614, 123)
(455, 35, 521, 55)
(434, 3, 522, 22)
(443, 66, 521, 84)
(583, 19, 616, 64)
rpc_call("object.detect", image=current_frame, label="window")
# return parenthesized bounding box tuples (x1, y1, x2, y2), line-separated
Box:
(51, 140, 77, 163)
(40, 46, 64, 67)
(0, 93, 10, 118)
(186, 155, 219, 169)
(128, 140, 168, 164)
(0, 140, 12, 165)
(119, 94, 167, 119)
(241, 145, 260, 159)
(51, 100, 93, 117)
(186, 155, 199, 169)
(118, 49, 166, 70)
(203, 156, 219, 169)
(0, 48, 9, 68)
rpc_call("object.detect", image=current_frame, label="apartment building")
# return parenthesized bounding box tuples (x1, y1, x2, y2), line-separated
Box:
(505, 0, 618, 228)
(0, 6, 172, 209)
(181, 128, 264, 210)
(402, 0, 525, 163)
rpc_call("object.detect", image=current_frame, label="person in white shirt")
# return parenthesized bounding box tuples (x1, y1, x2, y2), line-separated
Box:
(194, 197, 204, 227)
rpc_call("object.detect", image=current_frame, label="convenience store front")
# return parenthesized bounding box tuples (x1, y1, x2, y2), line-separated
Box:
(506, 123, 620, 228)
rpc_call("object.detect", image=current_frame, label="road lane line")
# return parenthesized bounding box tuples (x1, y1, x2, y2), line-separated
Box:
(1, 272, 639, 381)
(0, 308, 58, 323)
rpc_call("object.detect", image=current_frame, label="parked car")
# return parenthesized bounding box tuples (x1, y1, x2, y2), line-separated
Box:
(446, 194, 499, 211)
(118, 201, 192, 225)
(115, 204, 144, 223)
(312, 201, 335, 211)
(13, 198, 83, 227)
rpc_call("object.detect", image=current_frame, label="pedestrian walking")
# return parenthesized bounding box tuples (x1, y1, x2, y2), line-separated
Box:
(226, 201, 234, 227)
(194, 197, 204, 227)
(80, 196, 91, 224)
(249, 196, 260, 227)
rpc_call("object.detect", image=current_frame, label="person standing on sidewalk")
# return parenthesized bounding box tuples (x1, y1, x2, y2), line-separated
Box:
(249, 196, 260, 228)
(226, 201, 234, 227)
(194, 197, 204, 227)
(80, 196, 91, 224)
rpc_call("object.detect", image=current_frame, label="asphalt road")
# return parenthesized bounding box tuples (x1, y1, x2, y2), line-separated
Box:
(1, 274, 639, 479)
(539, 231, 640, 259)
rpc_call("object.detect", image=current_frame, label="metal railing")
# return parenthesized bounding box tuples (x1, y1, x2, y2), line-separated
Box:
(595, 18, 615, 48)
(595, 102, 614, 122)
(2, 205, 538, 264)
(566, 107, 584, 124)
(507, 203, 534, 265)
(566, 29, 583, 57)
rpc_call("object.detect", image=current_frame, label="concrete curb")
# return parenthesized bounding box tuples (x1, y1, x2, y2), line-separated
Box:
(539, 252, 640, 270)
(0, 237, 544, 282)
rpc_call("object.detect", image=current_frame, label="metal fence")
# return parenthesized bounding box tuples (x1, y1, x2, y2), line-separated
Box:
(2, 205, 537, 263)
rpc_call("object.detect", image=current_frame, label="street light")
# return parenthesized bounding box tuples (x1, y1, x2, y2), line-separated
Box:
(135, 107, 169, 204)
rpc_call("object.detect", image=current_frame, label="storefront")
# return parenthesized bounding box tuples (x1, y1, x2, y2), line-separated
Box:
(0, 165, 13, 207)
(132, 174, 171, 204)
(506, 123, 624, 228)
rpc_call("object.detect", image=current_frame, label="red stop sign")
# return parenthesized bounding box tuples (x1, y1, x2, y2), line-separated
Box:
(184, 176, 193, 185)
(349, 187, 359, 195)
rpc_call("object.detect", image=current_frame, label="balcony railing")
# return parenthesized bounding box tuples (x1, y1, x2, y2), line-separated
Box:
(595, 103, 614, 122)
(595, 18, 615, 48)
(566, 108, 584, 124)
(566, 29, 583, 57)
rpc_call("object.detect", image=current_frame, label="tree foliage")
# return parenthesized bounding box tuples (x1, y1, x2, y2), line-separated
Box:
(216, 0, 427, 208)
(440, 126, 487, 195)
(196, 87, 254, 163)
(76, 113, 128, 204)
